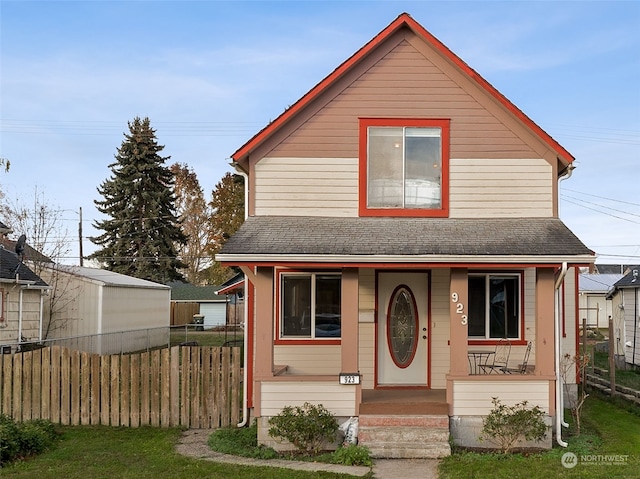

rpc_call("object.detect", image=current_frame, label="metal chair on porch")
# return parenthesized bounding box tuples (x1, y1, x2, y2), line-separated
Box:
(481, 338, 511, 374)
(507, 341, 532, 374)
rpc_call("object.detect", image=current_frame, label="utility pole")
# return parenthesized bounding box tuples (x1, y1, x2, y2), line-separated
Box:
(78, 207, 84, 266)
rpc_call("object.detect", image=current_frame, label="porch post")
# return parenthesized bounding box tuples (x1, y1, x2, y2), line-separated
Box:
(536, 267, 556, 416)
(535, 268, 556, 378)
(341, 268, 359, 373)
(341, 268, 362, 411)
(449, 268, 469, 376)
(253, 266, 274, 379)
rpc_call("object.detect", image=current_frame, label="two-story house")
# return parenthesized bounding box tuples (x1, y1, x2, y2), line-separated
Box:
(217, 13, 595, 457)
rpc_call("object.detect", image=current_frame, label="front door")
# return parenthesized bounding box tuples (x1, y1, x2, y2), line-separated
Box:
(377, 272, 429, 386)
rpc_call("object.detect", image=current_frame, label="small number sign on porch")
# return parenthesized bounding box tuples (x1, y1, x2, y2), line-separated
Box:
(339, 373, 361, 385)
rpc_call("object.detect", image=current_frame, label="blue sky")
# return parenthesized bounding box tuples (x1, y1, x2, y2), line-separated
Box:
(1, 0, 639, 265)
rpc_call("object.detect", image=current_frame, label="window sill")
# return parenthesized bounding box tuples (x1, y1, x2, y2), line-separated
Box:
(275, 339, 341, 346)
(359, 207, 448, 218)
(468, 339, 527, 346)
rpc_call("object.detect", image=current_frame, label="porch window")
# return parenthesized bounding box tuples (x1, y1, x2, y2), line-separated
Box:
(468, 274, 520, 340)
(280, 273, 341, 339)
(359, 118, 449, 217)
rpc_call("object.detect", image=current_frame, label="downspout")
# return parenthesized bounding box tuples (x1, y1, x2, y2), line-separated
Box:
(18, 287, 23, 342)
(554, 262, 568, 447)
(554, 161, 575, 447)
(230, 160, 250, 428)
(38, 290, 44, 341)
(634, 287, 638, 367)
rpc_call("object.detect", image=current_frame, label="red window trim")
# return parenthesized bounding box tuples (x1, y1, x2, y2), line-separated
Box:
(358, 117, 450, 217)
(274, 268, 342, 346)
(466, 270, 526, 345)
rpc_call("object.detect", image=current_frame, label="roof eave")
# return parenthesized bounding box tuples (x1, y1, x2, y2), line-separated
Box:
(216, 253, 595, 266)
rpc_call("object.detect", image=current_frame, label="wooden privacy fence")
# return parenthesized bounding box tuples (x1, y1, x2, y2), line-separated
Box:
(0, 345, 242, 428)
(171, 302, 200, 326)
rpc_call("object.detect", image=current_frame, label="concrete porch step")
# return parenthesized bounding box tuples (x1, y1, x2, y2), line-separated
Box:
(358, 414, 451, 459)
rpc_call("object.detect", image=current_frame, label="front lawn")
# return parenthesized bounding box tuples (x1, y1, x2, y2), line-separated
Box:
(439, 396, 639, 478)
(0, 426, 359, 479)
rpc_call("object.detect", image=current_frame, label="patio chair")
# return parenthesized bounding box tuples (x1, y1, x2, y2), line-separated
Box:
(481, 338, 511, 374)
(507, 341, 532, 374)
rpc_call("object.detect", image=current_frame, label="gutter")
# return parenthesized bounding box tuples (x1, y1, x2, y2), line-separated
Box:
(554, 262, 568, 447)
(217, 253, 596, 265)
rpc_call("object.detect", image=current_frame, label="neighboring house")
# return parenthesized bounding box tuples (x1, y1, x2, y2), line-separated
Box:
(578, 273, 624, 328)
(38, 264, 171, 354)
(0, 221, 12, 237)
(607, 268, 640, 367)
(595, 264, 636, 275)
(217, 13, 594, 455)
(1, 238, 54, 264)
(0, 246, 49, 349)
(170, 283, 227, 328)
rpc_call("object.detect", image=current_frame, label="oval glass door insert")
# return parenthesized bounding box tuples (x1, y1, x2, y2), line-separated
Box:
(386, 285, 419, 368)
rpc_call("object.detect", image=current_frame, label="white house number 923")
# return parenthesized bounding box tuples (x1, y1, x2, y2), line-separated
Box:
(451, 292, 468, 325)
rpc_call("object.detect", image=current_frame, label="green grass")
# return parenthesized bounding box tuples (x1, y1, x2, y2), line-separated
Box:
(0, 426, 359, 479)
(169, 329, 244, 348)
(439, 396, 639, 478)
(209, 423, 373, 467)
(591, 350, 640, 391)
(208, 423, 279, 459)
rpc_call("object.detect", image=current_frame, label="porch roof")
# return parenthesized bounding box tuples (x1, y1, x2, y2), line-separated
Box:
(217, 216, 595, 265)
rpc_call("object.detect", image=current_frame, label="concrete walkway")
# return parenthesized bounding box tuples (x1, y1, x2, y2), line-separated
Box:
(175, 429, 440, 478)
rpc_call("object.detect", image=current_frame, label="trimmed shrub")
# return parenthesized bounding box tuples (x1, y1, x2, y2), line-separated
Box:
(0, 414, 20, 466)
(480, 397, 547, 453)
(268, 402, 338, 455)
(0, 415, 59, 466)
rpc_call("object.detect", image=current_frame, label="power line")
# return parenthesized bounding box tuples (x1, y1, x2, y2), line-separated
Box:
(560, 193, 640, 218)
(561, 188, 640, 208)
(561, 197, 640, 225)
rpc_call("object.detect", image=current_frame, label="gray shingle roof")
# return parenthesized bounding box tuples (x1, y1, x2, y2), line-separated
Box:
(613, 267, 640, 289)
(0, 247, 48, 286)
(219, 216, 594, 259)
(171, 284, 226, 302)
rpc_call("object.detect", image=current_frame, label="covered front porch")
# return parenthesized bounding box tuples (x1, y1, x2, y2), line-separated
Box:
(240, 263, 571, 456)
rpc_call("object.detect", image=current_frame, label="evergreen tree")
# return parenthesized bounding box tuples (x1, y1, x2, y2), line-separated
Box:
(90, 117, 187, 283)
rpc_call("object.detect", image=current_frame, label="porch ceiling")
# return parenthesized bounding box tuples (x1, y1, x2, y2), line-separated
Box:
(218, 216, 594, 264)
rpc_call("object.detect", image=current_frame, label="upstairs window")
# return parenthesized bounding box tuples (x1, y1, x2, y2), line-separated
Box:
(359, 118, 449, 217)
(468, 274, 521, 340)
(280, 272, 341, 340)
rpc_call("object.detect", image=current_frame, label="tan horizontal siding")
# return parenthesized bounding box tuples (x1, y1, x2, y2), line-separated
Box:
(359, 269, 375, 311)
(450, 158, 553, 218)
(265, 39, 543, 161)
(452, 380, 550, 416)
(260, 382, 357, 416)
(273, 345, 341, 375)
(255, 157, 358, 216)
(358, 323, 375, 389)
